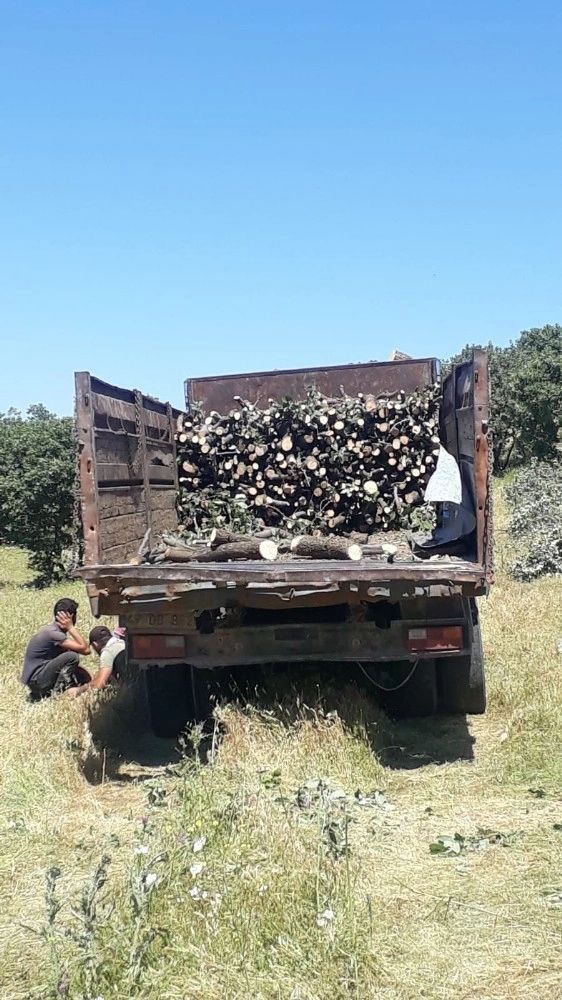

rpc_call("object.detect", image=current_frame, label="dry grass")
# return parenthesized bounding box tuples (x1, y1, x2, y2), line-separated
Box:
(0, 491, 561, 1000)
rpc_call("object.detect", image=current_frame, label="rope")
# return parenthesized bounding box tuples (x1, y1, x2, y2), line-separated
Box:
(357, 659, 419, 693)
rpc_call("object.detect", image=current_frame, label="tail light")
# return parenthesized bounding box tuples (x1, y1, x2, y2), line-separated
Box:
(131, 634, 186, 659)
(407, 626, 464, 653)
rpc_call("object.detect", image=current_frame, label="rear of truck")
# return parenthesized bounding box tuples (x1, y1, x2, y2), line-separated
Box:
(74, 351, 492, 735)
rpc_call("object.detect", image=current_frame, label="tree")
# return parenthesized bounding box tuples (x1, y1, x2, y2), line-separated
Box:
(0, 406, 77, 583)
(448, 325, 562, 471)
(510, 325, 561, 462)
(27, 403, 56, 422)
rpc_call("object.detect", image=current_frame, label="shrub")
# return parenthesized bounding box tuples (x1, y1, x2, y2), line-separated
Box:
(506, 460, 562, 581)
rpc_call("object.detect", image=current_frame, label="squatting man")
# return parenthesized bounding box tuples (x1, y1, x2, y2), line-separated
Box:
(21, 598, 126, 699)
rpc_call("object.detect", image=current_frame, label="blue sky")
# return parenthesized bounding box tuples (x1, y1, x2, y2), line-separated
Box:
(1, 1, 561, 415)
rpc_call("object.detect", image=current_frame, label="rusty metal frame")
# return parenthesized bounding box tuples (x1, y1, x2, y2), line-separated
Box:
(471, 348, 492, 580)
(440, 349, 493, 588)
(186, 357, 439, 413)
(75, 372, 101, 567)
(75, 558, 486, 590)
(85, 579, 485, 618)
(130, 618, 471, 669)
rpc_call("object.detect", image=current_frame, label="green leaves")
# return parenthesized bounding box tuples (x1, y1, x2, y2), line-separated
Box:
(430, 829, 519, 856)
(0, 406, 76, 583)
(507, 462, 562, 581)
(260, 768, 282, 790)
(430, 833, 465, 856)
(448, 325, 562, 471)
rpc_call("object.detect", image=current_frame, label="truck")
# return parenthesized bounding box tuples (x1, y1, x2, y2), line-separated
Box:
(74, 349, 492, 736)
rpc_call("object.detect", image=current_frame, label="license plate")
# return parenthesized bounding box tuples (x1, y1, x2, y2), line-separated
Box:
(121, 612, 192, 630)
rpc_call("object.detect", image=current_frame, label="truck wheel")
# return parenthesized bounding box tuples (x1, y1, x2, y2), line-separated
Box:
(363, 659, 438, 718)
(437, 619, 486, 714)
(146, 664, 208, 738)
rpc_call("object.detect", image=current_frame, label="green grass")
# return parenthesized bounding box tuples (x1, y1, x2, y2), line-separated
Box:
(1, 499, 562, 1000)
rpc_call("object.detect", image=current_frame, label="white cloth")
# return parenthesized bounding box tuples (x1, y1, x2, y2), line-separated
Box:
(424, 446, 462, 506)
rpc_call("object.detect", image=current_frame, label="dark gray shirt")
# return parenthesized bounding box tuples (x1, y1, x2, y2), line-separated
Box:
(21, 622, 67, 684)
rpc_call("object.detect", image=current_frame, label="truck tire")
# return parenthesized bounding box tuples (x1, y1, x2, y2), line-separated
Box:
(437, 618, 486, 715)
(146, 664, 206, 738)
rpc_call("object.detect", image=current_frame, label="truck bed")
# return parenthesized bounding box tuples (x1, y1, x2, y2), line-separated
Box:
(74, 352, 492, 616)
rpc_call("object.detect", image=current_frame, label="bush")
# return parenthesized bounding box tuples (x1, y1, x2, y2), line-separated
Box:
(506, 460, 562, 581)
(0, 405, 77, 583)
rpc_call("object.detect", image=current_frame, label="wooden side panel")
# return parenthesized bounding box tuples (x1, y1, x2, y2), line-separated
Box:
(74, 373, 182, 566)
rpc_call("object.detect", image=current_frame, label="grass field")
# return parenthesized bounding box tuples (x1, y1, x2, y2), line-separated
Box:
(1, 494, 562, 1000)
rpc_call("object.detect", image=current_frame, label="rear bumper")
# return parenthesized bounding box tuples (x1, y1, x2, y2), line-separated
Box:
(129, 619, 470, 669)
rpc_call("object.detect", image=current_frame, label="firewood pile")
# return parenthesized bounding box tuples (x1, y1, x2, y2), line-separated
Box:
(174, 384, 441, 542)
(144, 528, 399, 564)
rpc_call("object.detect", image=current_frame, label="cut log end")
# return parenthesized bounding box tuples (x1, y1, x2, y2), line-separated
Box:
(258, 539, 279, 561)
(290, 535, 363, 561)
(164, 538, 278, 562)
(363, 480, 379, 496)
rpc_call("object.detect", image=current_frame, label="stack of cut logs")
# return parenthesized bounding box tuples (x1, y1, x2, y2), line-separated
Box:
(149, 527, 396, 563)
(174, 383, 441, 542)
